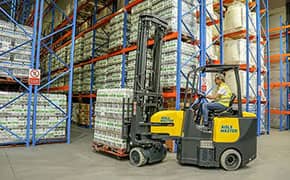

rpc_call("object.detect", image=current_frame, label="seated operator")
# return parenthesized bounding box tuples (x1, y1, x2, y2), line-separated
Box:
(202, 73, 232, 127)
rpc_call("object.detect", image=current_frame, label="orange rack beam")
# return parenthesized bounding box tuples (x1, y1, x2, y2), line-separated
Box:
(214, 0, 256, 10)
(269, 25, 290, 33)
(44, 85, 69, 92)
(195, 11, 220, 26)
(264, 82, 290, 89)
(267, 53, 290, 63)
(224, 29, 255, 40)
(73, 94, 97, 98)
(163, 92, 178, 99)
(234, 99, 267, 104)
(266, 109, 290, 115)
(239, 64, 258, 73)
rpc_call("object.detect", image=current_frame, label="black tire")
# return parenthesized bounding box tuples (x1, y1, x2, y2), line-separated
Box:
(129, 147, 147, 167)
(220, 149, 242, 171)
(161, 144, 167, 161)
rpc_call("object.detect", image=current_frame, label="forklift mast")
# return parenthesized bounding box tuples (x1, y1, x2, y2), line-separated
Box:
(131, 15, 167, 146)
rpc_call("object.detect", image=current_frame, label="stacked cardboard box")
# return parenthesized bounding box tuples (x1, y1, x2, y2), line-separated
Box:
(0, 92, 67, 144)
(126, 50, 152, 89)
(109, 14, 130, 50)
(83, 27, 109, 60)
(35, 94, 67, 140)
(0, 92, 31, 143)
(130, 0, 153, 43)
(72, 103, 92, 126)
(73, 67, 82, 93)
(81, 64, 92, 92)
(94, 59, 107, 89)
(74, 37, 84, 63)
(161, 40, 198, 88)
(94, 89, 133, 150)
(152, 0, 197, 36)
(0, 20, 32, 79)
(105, 55, 124, 88)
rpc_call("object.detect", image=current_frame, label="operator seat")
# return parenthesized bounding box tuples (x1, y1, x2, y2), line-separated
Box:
(210, 94, 237, 116)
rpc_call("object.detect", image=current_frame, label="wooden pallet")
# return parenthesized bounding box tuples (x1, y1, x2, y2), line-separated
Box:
(92, 142, 128, 158)
(0, 76, 28, 84)
(72, 121, 90, 128)
(223, 28, 256, 40)
(108, 45, 123, 52)
(0, 142, 26, 148)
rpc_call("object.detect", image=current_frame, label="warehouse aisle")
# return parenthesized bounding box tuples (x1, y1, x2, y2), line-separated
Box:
(1, 128, 290, 180)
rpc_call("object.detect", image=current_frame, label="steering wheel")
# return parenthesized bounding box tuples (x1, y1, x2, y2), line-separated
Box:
(190, 90, 207, 110)
(196, 90, 206, 99)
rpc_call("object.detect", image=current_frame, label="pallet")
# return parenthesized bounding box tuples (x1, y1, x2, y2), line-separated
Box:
(163, 86, 187, 93)
(0, 76, 28, 84)
(108, 45, 123, 52)
(92, 142, 128, 158)
(223, 28, 255, 40)
(0, 138, 66, 148)
(0, 142, 26, 148)
(72, 121, 90, 128)
(36, 138, 66, 145)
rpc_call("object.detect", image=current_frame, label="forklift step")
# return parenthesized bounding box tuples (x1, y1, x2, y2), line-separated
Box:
(139, 132, 152, 136)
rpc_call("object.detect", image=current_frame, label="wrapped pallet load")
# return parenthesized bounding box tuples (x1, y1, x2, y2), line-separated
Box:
(94, 89, 133, 150)
(94, 59, 107, 89)
(109, 13, 130, 50)
(224, 2, 256, 35)
(160, 40, 198, 88)
(126, 50, 152, 89)
(130, 0, 152, 43)
(224, 39, 266, 69)
(0, 20, 32, 79)
(224, 39, 254, 65)
(105, 55, 125, 88)
(152, 0, 198, 37)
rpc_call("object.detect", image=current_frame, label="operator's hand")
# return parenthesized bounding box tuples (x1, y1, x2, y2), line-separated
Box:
(197, 91, 206, 98)
(206, 95, 214, 99)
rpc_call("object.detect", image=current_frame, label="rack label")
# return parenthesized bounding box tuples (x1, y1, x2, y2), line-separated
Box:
(29, 69, 41, 85)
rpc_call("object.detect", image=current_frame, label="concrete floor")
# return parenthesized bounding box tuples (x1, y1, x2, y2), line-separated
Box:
(1, 126, 290, 180)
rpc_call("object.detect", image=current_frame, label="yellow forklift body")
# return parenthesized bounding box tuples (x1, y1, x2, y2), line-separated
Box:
(213, 117, 240, 143)
(150, 110, 184, 137)
(213, 112, 256, 143)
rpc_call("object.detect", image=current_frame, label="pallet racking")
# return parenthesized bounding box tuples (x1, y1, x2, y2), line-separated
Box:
(0, 0, 78, 146)
(267, 17, 290, 131)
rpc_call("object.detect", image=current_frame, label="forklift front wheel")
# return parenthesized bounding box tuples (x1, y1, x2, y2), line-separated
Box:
(220, 149, 242, 171)
(129, 147, 147, 167)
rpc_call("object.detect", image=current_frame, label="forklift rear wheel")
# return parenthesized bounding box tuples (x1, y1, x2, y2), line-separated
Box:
(129, 147, 147, 167)
(161, 145, 167, 161)
(220, 149, 242, 171)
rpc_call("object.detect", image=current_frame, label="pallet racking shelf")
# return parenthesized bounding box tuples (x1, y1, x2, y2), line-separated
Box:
(0, 0, 78, 147)
(53, 0, 270, 134)
(0, 0, 38, 147)
(266, 17, 290, 131)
